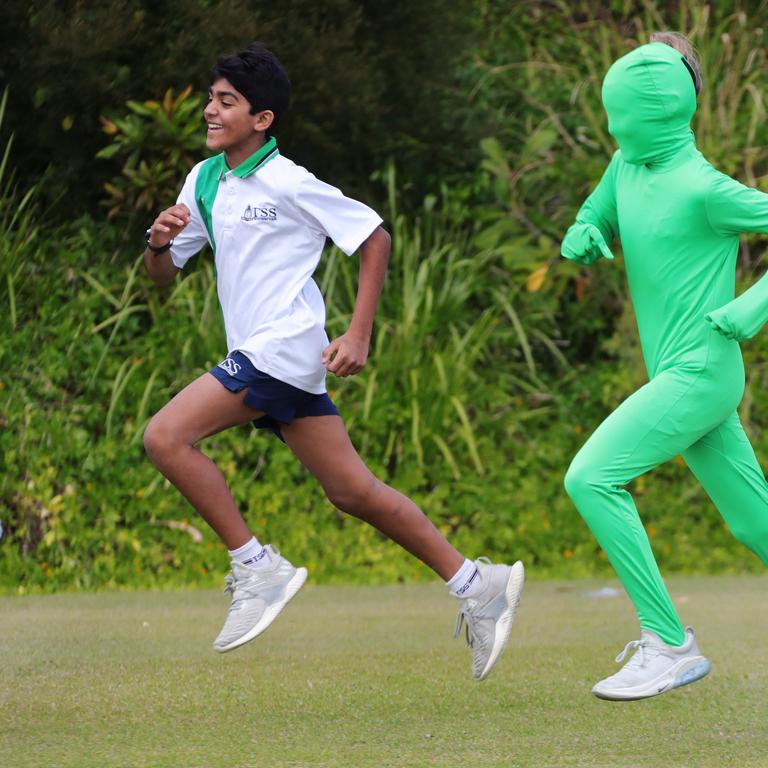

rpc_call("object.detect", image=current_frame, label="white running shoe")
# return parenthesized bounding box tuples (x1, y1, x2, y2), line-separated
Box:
(453, 558, 525, 681)
(592, 626, 710, 701)
(213, 545, 307, 653)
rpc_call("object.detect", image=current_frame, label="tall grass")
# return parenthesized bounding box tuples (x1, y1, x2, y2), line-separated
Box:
(321, 167, 550, 479)
(0, 89, 40, 330)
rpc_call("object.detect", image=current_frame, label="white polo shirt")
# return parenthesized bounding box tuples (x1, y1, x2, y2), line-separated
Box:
(170, 138, 382, 394)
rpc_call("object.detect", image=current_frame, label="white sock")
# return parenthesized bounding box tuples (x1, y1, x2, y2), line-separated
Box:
(228, 536, 272, 568)
(446, 558, 482, 598)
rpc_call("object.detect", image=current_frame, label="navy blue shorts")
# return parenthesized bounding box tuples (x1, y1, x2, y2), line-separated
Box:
(209, 351, 339, 438)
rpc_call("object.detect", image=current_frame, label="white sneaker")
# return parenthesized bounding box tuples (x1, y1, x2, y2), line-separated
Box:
(592, 626, 710, 701)
(213, 545, 307, 653)
(453, 559, 525, 681)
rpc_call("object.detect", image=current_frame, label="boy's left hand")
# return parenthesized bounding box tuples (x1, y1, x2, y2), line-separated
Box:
(323, 333, 369, 377)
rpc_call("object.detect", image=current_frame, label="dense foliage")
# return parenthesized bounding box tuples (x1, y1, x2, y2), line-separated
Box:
(2, 0, 768, 592)
(1, 0, 476, 214)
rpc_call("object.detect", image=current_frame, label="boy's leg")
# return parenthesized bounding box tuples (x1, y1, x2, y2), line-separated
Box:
(683, 412, 768, 564)
(281, 413, 525, 680)
(280, 414, 463, 579)
(144, 372, 265, 548)
(144, 372, 307, 653)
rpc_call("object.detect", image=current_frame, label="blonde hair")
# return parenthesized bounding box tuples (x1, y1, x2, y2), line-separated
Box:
(650, 31, 703, 94)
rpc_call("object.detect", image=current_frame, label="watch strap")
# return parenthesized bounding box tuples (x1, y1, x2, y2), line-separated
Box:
(145, 228, 173, 254)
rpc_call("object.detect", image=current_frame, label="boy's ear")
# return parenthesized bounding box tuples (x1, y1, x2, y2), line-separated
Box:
(253, 109, 275, 133)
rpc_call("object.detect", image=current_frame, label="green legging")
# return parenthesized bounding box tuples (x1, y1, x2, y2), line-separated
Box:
(564, 362, 768, 645)
(561, 41, 768, 646)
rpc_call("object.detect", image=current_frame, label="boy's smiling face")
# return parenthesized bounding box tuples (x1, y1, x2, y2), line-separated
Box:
(204, 78, 274, 163)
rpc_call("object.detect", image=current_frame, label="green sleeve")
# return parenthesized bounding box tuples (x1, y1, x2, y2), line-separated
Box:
(705, 174, 768, 341)
(705, 172, 768, 236)
(561, 152, 618, 265)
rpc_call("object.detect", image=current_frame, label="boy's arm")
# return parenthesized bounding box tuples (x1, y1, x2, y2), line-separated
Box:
(292, 171, 385, 376)
(561, 153, 619, 265)
(323, 226, 391, 377)
(705, 174, 768, 341)
(144, 204, 191, 287)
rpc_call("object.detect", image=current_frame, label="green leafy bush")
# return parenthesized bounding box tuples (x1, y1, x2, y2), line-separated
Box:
(97, 87, 207, 219)
(3, 0, 768, 593)
(3, 176, 768, 593)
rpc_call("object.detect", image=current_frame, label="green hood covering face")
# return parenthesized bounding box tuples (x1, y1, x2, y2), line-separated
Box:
(601, 42, 697, 166)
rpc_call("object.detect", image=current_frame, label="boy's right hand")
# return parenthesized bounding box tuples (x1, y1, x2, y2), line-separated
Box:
(148, 204, 191, 247)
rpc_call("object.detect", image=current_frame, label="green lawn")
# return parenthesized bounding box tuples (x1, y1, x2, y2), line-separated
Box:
(2, 575, 766, 768)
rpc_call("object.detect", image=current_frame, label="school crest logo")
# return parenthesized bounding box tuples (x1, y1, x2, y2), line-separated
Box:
(218, 358, 242, 376)
(241, 203, 278, 222)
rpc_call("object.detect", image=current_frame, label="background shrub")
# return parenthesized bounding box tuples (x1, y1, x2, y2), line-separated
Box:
(0, 0, 477, 215)
(2, 0, 768, 592)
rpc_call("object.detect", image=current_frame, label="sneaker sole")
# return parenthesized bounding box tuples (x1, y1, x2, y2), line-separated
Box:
(592, 655, 711, 701)
(214, 567, 308, 653)
(477, 560, 525, 681)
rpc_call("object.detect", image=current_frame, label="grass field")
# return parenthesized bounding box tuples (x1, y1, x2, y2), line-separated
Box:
(2, 575, 766, 768)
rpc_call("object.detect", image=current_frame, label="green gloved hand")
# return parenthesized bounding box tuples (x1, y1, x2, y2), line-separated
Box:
(706, 273, 768, 341)
(561, 222, 615, 265)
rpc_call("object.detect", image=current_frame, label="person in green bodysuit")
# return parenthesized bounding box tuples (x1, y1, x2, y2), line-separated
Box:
(561, 31, 768, 701)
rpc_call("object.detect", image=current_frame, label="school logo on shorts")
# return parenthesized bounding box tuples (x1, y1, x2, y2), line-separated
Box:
(218, 358, 242, 376)
(241, 203, 277, 222)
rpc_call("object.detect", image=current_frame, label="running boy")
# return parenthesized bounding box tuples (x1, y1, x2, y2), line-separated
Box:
(142, 42, 523, 680)
(561, 32, 768, 700)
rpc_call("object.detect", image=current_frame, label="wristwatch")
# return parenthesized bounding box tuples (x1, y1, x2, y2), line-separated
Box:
(145, 228, 173, 255)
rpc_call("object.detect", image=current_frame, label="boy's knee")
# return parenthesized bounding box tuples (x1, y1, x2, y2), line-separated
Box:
(143, 417, 174, 463)
(325, 475, 378, 516)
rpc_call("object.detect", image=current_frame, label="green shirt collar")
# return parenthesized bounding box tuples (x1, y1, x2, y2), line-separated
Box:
(216, 137, 280, 180)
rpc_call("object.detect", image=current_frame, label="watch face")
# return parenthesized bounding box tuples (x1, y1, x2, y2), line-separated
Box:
(145, 228, 152, 241)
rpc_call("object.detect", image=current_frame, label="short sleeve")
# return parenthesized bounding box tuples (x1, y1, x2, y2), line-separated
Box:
(705, 172, 768, 237)
(169, 167, 210, 269)
(294, 174, 383, 256)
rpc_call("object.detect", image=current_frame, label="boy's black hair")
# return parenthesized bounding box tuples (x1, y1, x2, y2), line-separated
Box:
(210, 42, 291, 136)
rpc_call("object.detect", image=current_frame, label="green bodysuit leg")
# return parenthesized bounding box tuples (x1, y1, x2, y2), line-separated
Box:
(683, 413, 768, 565)
(564, 365, 742, 646)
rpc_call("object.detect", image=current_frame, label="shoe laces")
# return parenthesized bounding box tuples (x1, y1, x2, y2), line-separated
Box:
(615, 638, 661, 669)
(223, 561, 276, 599)
(453, 610, 484, 650)
(452, 559, 490, 650)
